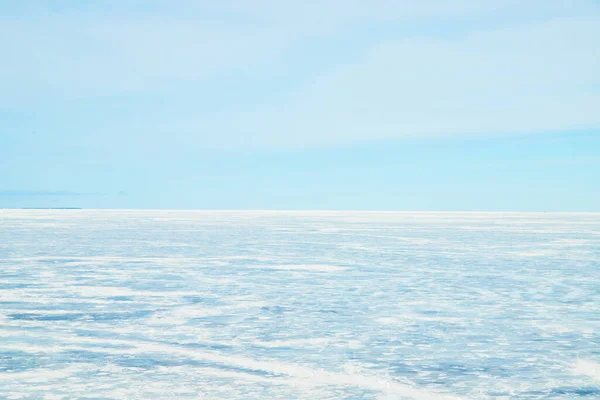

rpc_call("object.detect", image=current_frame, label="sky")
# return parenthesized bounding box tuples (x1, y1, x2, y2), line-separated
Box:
(1, 0, 599, 211)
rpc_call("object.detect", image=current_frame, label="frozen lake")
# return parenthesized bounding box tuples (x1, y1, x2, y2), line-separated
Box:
(1, 210, 599, 399)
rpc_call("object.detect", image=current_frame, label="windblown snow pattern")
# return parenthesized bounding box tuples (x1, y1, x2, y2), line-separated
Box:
(0, 210, 599, 399)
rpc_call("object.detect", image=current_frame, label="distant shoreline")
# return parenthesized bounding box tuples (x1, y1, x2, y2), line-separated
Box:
(18, 207, 83, 210)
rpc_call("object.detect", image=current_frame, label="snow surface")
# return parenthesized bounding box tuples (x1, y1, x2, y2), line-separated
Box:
(0, 210, 599, 399)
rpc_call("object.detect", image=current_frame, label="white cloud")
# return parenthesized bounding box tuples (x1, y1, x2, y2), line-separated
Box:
(189, 16, 600, 147)
(0, 1, 598, 147)
(0, 15, 288, 99)
(2, 0, 596, 98)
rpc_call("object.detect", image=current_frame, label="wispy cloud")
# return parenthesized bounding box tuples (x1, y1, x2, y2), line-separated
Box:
(77, 15, 598, 149)
(0, 0, 598, 149)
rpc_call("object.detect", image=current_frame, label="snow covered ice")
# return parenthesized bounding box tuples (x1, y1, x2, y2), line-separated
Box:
(0, 210, 599, 399)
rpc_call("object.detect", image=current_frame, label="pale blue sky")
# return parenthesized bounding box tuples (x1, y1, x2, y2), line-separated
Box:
(1, 0, 599, 210)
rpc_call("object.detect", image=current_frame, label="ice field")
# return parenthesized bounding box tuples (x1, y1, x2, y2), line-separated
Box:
(0, 210, 599, 399)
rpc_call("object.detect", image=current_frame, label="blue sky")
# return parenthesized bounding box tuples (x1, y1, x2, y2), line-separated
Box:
(1, 0, 599, 210)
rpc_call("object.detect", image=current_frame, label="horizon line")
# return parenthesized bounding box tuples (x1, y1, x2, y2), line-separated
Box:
(2, 208, 599, 214)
